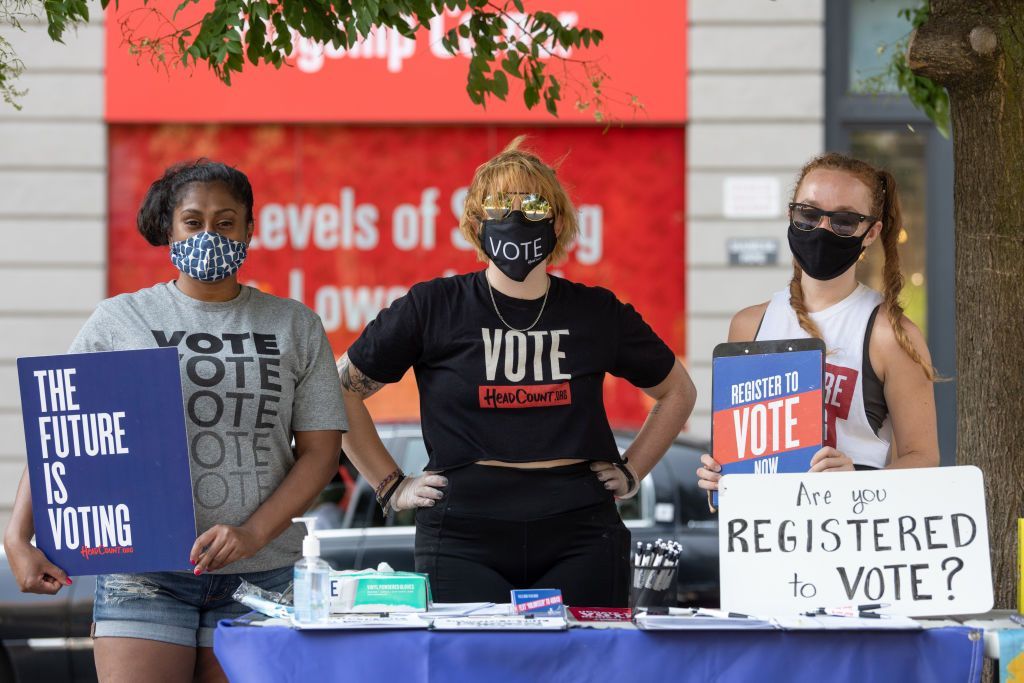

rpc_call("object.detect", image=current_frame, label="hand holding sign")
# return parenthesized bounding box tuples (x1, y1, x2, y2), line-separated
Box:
(808, 447, 855, 473)
(17, 348, 197, 576)
(5, 540, 70, 594)
(191, 524, 263, 575)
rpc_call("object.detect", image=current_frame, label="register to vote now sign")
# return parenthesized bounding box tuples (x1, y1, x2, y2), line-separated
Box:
(718, 467, 993, 617)
(17, 348, 196, 576)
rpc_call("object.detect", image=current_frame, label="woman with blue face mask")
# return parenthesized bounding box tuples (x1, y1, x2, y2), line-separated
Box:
(3, 160, 346, 682)
(337, 137, 698, 606)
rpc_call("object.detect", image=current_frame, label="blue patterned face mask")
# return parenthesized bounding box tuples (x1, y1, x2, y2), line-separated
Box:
(169, 231, 249, 282)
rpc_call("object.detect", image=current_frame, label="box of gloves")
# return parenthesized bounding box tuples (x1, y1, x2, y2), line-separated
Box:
(329, 563, 431, 614)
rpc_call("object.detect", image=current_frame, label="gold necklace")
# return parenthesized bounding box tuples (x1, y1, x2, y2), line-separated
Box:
(486, 275, 550, 332)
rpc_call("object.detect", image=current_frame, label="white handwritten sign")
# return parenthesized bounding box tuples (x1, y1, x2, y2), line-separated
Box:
(718, 466, 993, 617)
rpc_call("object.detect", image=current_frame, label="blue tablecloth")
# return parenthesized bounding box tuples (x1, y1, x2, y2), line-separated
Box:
(214, 621, 983, 683)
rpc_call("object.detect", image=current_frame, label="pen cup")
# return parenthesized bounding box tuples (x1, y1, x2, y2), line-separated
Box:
(629, 562, 677, 611)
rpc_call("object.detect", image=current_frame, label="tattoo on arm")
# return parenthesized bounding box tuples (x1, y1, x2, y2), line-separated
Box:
(649, 402, 663, 416)
(337, 354, 385, 399)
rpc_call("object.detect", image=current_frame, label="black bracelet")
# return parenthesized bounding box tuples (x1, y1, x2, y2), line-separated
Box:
(378, 474, 406, 514)
(615, 460, 637, 494)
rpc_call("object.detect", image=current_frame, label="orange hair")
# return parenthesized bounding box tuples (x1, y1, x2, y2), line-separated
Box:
(459, 135, 578, 265)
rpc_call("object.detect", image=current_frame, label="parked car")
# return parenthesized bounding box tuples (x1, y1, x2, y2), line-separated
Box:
(0, 424, 718, 682)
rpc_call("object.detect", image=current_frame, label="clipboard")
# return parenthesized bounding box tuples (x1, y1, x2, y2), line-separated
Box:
(709, 338, 825, 510)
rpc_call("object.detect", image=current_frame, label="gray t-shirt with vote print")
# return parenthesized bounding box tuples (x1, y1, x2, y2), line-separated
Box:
(68, 282, 347, 573)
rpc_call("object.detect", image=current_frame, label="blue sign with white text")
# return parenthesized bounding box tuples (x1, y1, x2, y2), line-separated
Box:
(511, 589, 565, 616)
(18, 348, 196, 576)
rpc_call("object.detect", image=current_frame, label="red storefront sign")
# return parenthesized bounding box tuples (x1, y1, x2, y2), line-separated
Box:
(107, 125, 685, 425)
(104, 1, 686, 123)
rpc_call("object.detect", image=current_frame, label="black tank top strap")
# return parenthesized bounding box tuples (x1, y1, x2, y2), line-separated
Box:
(862, 304, 888, 435)
(753, 306, 767, 340)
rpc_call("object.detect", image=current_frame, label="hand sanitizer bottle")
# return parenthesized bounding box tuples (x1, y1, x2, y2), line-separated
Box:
(292, 516, 330, 624)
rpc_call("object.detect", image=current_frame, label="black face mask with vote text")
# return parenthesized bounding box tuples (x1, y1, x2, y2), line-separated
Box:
(481, 211, 557, 282)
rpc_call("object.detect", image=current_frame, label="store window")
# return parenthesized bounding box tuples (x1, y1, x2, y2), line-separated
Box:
(848, 0, 916, 93)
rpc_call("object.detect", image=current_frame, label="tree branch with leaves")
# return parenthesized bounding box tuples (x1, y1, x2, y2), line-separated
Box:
(5, 0, 644, 120)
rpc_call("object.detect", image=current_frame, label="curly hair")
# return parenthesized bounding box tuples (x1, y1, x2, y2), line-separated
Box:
(137, 159, 254, 246)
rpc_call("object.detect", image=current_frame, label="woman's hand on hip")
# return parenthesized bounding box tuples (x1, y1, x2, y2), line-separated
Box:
(590, 462, 640, 499)
(390, 473, 448, 512)
(696, 454, 722, 492)
(191, 525, 263, 574)
(809, 447, 855, 473)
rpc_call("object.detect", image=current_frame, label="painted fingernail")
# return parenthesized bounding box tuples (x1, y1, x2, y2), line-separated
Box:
(190, 559, 196, 565)
(65, 577, 73, 586)
(194, 568, 202, 576)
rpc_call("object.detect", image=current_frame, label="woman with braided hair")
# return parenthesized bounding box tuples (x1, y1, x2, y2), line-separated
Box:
(697, 152, 939, 493)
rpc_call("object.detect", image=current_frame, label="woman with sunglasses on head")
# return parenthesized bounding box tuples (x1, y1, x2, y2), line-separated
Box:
(697, 153, 939, 495)
(338, 137, 696, 606)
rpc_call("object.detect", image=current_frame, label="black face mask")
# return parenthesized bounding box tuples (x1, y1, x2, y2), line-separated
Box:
(787, 223, 867, 281)
(481, 211, 556, 282)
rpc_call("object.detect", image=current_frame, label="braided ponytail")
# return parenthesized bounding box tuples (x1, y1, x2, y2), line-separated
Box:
(788, 262, 826, 341)
(877, 170, 936, 381)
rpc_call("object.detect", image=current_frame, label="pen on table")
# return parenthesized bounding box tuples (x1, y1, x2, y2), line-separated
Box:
(857, 603, 891, 611)
(805, 607, 891, 619)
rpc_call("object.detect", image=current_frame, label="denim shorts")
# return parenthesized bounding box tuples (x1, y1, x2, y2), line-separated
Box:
(93, 566, 292, 648)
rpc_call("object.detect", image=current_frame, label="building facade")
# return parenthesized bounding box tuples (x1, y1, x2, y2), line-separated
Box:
(0, 0, 955, 530)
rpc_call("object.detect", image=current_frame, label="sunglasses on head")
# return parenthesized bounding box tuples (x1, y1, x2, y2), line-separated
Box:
(483, 192, 553, 221)
(788, 202, 876, 238)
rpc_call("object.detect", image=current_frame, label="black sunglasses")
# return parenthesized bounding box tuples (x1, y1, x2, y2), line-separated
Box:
(788, 202, 877, 238)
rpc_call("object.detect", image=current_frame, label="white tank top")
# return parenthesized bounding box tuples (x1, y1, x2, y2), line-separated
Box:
(755, 284, 892, 469)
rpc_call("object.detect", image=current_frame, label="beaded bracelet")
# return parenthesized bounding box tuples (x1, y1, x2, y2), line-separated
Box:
(374, 468, 403, 504)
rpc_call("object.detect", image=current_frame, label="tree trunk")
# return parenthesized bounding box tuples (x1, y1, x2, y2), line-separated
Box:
(909, 0, 1024, 610)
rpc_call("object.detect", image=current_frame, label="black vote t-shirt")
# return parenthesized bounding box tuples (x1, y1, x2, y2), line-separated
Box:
(348, 270, 676, 470)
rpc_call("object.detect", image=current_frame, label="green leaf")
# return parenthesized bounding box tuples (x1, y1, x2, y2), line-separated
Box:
(544, 92, 557, 116)
(523, 84, 539, 109)
(501, 54, 521, 77)
(492, 69, 508, 99)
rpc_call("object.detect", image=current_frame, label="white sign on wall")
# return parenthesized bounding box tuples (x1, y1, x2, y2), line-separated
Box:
(718, 466, 993, 617)
(722, 176, 782, 219)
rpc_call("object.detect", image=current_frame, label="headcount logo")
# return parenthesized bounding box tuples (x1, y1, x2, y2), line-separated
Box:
(31, 368, 134, 557)
(478, 328, 573, 409)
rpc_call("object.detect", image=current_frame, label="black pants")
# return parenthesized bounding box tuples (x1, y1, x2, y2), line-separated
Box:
(414, 462, 631, 607)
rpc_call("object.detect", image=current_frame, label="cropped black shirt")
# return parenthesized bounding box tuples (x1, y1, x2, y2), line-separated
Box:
(348, 271, 676, 471)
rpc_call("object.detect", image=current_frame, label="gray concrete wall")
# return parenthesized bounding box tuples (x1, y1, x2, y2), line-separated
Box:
(686, 0, 824, 437)
(0, 16, 106, 531)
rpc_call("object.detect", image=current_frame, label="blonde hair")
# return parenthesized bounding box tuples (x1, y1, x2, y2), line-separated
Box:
(790, 152, 936, 381)
(459, 135, 579, 264)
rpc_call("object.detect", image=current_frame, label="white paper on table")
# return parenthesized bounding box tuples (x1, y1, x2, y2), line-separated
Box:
(771, 614, 921, 630)
(634, 611, 775, 631)
(455, 603, 513, 616)
(290, 614, 429, 630)
(419, 602, 496, 617)
(431, 616, 567, 631)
